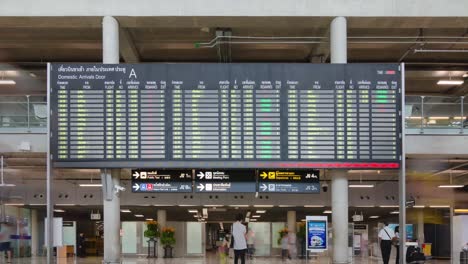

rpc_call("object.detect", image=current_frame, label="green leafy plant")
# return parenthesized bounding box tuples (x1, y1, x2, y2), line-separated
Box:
(144, 220, 160, 239)
(297, 222, 306, 240)
(277, 227, 289, 245)
(160, 227, 176, 247)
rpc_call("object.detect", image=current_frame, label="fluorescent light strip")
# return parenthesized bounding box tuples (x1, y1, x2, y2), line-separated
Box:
(178, 205, 195, 207)
(379, 205, 399, 208)
(355, 206, 375, 208)
(429, 205, 450, 208)
(390, 211, 400, 214)
(229, 205, 250, 208)
(188, 210, 198, 213)
(438, 185, 464, 188)
(146, 218, 154, 221)
(304, 205, 325, 208)
(79, 183, 102, 187)
(323, 210, 332, 214)
(349, 184, 375, 188)
(205, 205, 223, 207)
(29, 203, 46, 206)
(301, 219, 306, 222)
(454, 209, 468, 213)
(279, 205, 296, 207)
(54, 209, 65, 213)
(120, 209, 131, 213)
(0, 80, 16, 85)
(134, 214, 144, 217)
(55, 204, 76, 206)
(429, 117, 449, 120)
(256, 210, 266, 214)
(253, 205, 274, 208)
(252, 215, 261, 218)
(4, 203, 24, 206)
(369, 216, 380, 219)
(249, 219, 257, 222)
(437, 80, 464, 85)
(413, 205, 425, 208)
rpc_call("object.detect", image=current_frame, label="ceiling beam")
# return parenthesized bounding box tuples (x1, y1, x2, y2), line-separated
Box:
(119, 27, 140, 63)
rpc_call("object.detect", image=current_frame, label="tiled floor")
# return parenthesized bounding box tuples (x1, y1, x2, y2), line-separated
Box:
(1, 255, 450, 264)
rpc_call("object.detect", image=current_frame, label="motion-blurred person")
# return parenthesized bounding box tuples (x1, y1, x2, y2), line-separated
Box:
(78, 233, 86, 257)
(394, 226, 400, 264)
(246, 227, 255, 260)
(232, 214, 247, 264)
(0, 222, 13, 263)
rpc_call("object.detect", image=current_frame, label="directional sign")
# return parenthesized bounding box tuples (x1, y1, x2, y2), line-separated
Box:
(131, 169, 193, 193)
(258, 169, 320, 193)
(194, 169, 256, 193)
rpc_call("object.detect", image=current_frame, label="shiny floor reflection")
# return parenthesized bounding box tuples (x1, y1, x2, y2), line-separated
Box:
(4, 255, 450, 264)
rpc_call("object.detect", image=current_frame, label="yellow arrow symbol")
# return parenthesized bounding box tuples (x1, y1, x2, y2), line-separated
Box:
(260, 172, 268, 179)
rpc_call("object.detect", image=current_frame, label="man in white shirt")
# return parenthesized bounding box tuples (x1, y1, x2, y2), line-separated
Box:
(378, 222, 395, 264)
(232, 214, 247, 264)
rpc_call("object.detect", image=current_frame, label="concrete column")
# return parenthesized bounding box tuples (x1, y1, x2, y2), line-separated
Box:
(103, 16, 119, 64)
(102, 16, 121, 264)
(157, 210, 167, 257)
(287, 211, 297, 234)
(331, 170, 349, 264)
(330, 16, 349, 264)
(31, 209, 39, 256)
(330, 17, 347, 64)
(417, 210, 424, 244)
(102, 169, 121, 263)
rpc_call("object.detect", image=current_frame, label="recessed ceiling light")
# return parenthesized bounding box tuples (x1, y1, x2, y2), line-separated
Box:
(134, 214, 144, 217)
(205, 205, 223, 207)
(188, 210, 198, 213)
(253, 205, 274, 208)
(54, 209, 65, 213)
(249, 219, 257, 222)
(252, 215, 261, 218)
(454, 209, 468, 213)
(256, 210, 266, 214)
(438, 185, 464, 188)
(4, 203, 24, 206)
(369, 216, 380, 219)
(379, 205, 399, 208)
(429, 205, 450, 208)
(278, 205, 296, 207)
(323, 210, 332, 214)
(178, 205, 195, 207)
(355, 206, 375, 208)
(304, 205, 325, 208)
(120, 209, 131, 213)
(0, 80, 16, 85)
(146, 218, 154, 221)
(55, 204, 76, 206)
(79, 183, 102, 187)
(349, 184, 375, 188)
(437, 80, 464, 85)
(229, 205, 250, 208)
(413, 205, 425, 208)
(301, 219, 306, 222)
(390, 211, 400, 214)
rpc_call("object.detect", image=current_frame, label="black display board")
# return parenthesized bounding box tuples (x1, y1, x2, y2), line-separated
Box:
(131, 169, 192, 193)
(258, 169, 320, 193)
(194, 169, 256, 193)
(50, 63, 402, 169)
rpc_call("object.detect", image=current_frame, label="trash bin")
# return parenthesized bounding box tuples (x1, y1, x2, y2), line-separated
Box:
(461, 251, 468, 264)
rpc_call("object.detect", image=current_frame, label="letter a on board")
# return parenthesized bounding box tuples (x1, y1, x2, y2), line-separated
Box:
(129, 68, 137, 79)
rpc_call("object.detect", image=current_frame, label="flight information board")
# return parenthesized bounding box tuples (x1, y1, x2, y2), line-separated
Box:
(49, 63, 402, 169)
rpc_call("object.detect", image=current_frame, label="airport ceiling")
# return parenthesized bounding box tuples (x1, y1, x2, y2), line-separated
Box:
(0, 16, 468, 95)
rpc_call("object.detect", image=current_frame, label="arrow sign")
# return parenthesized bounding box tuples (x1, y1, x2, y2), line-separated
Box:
(133, 183, 140, 191)
(132, 171, 140, 179)
(260, 172, 268, 179)
(197, 171, 205, 179)
(197, 184, 205, 192)
(260, 184, 267, 191)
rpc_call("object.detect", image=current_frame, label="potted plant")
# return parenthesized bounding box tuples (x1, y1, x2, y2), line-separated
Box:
(160, 227, 176, 258)
(277, 227, 289, 246)
(144, 220, 160, 258)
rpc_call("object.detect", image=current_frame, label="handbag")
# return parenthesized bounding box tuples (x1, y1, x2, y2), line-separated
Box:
(384, 228, 399, 246)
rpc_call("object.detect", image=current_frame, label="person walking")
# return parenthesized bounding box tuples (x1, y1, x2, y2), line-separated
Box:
(232, 214, 247, 264)
(0, 222, 12, 263)
(379, 222, 395, 264)
(394, 226, 400, 264)
(77, 233, 86, 258)
(281, 233, 290, 261)
(246, 228, 255, 260)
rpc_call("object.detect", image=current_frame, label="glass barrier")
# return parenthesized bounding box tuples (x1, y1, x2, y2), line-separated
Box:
(405, 96, 466, 133)
(0, 96, 47, 129)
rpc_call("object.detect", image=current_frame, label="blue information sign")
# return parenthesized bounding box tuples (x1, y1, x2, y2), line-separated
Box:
(306, 216, 328, 252)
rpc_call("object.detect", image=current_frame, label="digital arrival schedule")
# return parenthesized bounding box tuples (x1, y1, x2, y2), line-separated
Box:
(49, 63, 402, 169)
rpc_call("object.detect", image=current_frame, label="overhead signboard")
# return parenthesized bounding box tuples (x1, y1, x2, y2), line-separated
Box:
(258, 169, 320, 193)
(49, 63, 402, 169)
(131, 169, 192, 193)
(306, 216, 328, 252)
(194, 169, 256, 193)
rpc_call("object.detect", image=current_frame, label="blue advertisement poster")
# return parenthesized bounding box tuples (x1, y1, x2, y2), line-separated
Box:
(306, 217, 328, 251)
